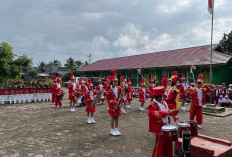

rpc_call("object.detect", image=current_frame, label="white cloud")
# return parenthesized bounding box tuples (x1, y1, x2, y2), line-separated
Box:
(79, 12, 118, 20)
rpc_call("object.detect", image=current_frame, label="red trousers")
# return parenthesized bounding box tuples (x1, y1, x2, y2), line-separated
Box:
(52, 93, 56, 103)
(212, 96, 219, 105)
(190, 105, 202, 125)
(152, 134, 173, 157)
(55, 95, 62, 107)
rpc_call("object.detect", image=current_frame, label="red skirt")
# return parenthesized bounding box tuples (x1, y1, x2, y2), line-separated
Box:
(108, 107, 121, 117)
(86, 105, 96, 113)
(139, 99, 145, 103)
(69, 94, 75, 100)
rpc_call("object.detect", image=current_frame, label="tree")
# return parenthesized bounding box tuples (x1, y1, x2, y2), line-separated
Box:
(0, 42, 18, 84)
(75, 60, 82, 67)
(65, 57, 76, 71)
(220, 30, 232, 55)
(37, 61, 46, 72)
(84, 61, 88, 65)
(28, 70, 38, 79)
(13, 54, 33, 81)
(53, 59, 62, 66)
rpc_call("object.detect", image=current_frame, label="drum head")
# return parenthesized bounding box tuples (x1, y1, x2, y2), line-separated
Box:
(161, 125, 177, 131)
(178, 123, 190, 127)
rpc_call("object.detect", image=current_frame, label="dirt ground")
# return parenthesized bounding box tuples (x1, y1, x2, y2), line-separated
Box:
(0, 88, 232, 157)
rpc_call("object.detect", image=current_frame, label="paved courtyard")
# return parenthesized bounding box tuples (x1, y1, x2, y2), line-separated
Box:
(0, 88, 232, 157)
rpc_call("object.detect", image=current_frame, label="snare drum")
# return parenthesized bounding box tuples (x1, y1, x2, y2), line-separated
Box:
(161, 125, 178, 142)
(178, 123, 190, 138)
(182, 121, 198, 136)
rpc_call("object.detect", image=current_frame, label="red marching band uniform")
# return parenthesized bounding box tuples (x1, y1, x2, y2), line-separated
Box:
(85, 78, 97, 113)
(164, 71, 180, 122)
(50, 75, 57, 104)
(179, 75, 187, 100)
(147, 86, 177, 157)
(149, 75, 156, 99)
(96, 77, 105, 103)
(125, 78, 134, 103)
(139, 80, 149, 103)
(189, 74, 211, 127)
(76, 76, 86, 105)
(55, 75, 63, 107)
(106, 83, 122, 118)
(67, 72, 77, 101)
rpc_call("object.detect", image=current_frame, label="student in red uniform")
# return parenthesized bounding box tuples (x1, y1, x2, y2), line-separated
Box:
(67, 72, 77, 112)
(96, 77, 105, 104)
(85, 79, 98, 124)
(228, 84, 232, 100)
(125, 78, 134, 109)
(179, 75, 187, 110)
(55, 75, 63, 107)
(165, 71, 180, 124)
(76, 76, 86, 107)
(138, 79, 149, 111)
(189, 74, 211, 128)
(120, 76, 127, 114)
(50, 75, 57, 104)
(106, 69, 122, 136)
(147, 86, 178, 157)
(149, 75, 156, 102)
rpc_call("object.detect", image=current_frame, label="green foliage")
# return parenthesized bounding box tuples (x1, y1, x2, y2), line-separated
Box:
(220, 30, 232, 55)
(13, 54, 33, 69)
(28, 70, 38, 79)
(65, 57, 76, 71)
(53, 59, 62, 66)
(37, 61, 46, 72)
(0, 42, 18, 84)
(62, 70, 83, 82)
(84, 61, 88, 65)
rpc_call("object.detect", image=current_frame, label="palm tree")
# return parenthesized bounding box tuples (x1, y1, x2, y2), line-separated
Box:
(65, 57, 76, 71)
(53, 59, 61, 66)
(37, 61, 46, 72)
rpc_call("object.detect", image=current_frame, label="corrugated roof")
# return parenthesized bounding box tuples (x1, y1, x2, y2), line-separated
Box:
(80, 45, 232, 72)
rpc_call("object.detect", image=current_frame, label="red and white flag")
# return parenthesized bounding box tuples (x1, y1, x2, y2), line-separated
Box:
(208, 0, 214, 14)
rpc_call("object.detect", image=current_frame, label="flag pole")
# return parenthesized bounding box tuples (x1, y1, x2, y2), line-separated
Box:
(210, 0, 214, 84)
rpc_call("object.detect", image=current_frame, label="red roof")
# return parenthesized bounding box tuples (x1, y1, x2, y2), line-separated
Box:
(80, 45, 232, 72)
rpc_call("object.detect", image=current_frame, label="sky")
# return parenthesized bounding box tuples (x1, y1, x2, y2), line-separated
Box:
(0, 0, 231, 66)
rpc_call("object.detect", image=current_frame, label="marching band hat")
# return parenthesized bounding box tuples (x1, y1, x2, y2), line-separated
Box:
(153, 86, 165, 96)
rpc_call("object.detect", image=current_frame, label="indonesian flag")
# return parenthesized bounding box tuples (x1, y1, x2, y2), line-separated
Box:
(208, 0, 214, 14)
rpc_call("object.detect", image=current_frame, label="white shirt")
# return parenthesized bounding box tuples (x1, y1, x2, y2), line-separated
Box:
(89, 90, 93, 100)
(56, 83, 61, 88)
(196, 88, 202, 106)
(142, 88, 146, 99)
(153, 99, 167, 124)
(112, 87, 118, 100)
(72, 82, 76, 91)
(99, 84, 103, 91)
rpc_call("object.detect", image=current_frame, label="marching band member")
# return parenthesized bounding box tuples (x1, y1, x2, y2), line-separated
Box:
(149, 75, 156, 102)
(96, 77, 105, 104)
(120, 76, 127, 114)
(125, 78, 134, 109)
(106, 69, 122, 136)
(189, 74, 211, 128)
(147, 86, 177, 157)
(212, 83, 219, 105)
(222, 83, 227, 97)
(55, 75, 63, 107)
(179, 75, 187, 110)
(77, 76, 86, 107)
(164, 71, 180, 124)
(138, 79, 149, 111)
(85, 79, 98, 124)
(67, 72, 77, 112)
(50, 75, 57, 104)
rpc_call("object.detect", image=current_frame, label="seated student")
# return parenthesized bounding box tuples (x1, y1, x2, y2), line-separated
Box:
(218, 95, 224, 106)
(221, 95, 232, 107)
